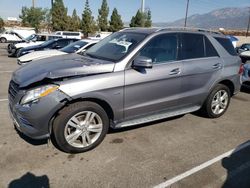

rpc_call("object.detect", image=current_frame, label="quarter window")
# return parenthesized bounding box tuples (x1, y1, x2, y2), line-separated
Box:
(140, 34, 178, 64)
(214, 37, 237, 56)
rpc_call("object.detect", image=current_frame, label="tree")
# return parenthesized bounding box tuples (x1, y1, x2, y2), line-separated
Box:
(0, 17, 4, 30)
(51, 0, 68, 31)
(70, 9, 81, 31)
(19, 7, 47, 31)
(145, 10, 152, 27)
(130, 10, 144, 27)
(97, 0, 109, 31)
(81, 0, 96, 37)
(109, 8, 123, 32)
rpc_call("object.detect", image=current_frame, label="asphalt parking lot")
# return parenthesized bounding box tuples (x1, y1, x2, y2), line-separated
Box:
(0, 43, 250, 188)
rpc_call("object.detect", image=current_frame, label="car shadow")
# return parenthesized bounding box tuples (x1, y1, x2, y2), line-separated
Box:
(8, 172, 50, 188)
(221, 140, 250, 188)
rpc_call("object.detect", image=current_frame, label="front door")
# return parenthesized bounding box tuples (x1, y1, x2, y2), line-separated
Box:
(124, 34, 183, 119)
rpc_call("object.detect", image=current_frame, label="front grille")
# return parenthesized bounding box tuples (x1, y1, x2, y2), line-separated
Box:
(8, 80, 19, 102)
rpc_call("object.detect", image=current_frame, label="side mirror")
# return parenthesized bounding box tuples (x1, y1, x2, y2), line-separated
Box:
(78, 49, 86, 55)
(244, 48, 249, 51)
(132, 56, 153, 69)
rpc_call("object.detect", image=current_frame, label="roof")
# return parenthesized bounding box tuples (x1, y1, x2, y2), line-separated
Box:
(121, 27, 225, 37)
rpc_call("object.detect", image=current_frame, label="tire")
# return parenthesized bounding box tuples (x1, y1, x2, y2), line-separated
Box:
(241, 57, 247, 64)
(201, 84, 231, 118)
(0, 37, 7, 43)
(52, 101, 109, 153)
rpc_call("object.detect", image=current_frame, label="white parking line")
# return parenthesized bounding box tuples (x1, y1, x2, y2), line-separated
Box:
(0, 99, 8, 102)
(154, 141, 250, 188)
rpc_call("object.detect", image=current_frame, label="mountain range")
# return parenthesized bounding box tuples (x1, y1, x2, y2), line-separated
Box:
(153, 7, 249, 29)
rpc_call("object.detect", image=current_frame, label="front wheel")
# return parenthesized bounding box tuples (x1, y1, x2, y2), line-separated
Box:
(201, 84, 231, 118)
(0, 37, 7, 43)
(52, 101, 109, 153)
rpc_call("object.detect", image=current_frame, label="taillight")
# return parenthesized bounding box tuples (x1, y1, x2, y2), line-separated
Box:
(238, 64, 244, 74)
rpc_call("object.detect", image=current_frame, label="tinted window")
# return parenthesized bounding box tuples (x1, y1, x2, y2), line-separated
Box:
(57, 40, 70, 47)
(241, 44, 250, 49)
(215, 37, 237, 56)
(139, 34, 177, 64)
(180, 33, 205, 60)
(204, 37, 219, 57)
(62, 32, 80, 36)
(86, 32, 146, 61)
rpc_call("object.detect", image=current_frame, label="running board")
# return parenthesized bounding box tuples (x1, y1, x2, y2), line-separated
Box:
(115, 106, 200, 128)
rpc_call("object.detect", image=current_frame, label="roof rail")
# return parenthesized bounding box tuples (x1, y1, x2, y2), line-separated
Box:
(155, 27, 223, 35)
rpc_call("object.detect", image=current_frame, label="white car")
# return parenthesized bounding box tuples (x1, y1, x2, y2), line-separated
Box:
(54, 31, 83, 39)
(0, 29, 35, 43)
(17, 39, 98, 65)
(239, 50, 250, 64)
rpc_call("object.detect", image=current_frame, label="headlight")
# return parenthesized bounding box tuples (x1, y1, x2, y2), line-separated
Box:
(20, 85, 59, 105)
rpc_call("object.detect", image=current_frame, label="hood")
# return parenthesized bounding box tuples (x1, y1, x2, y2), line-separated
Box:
(240, 50, 250, 56)
(18, 50, 66, 63)
(15, 41, 44, 49)
(12, 53, 115, 87)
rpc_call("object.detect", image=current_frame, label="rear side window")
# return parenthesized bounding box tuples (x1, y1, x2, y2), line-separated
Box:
(204, 37, 219, 57)
(214, 37, 237, 56)
(180, 33, 205, 60)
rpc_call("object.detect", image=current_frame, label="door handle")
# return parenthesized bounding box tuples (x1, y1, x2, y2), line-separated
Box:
(212, 63, 222, 69)
(169, 68, 181, 75)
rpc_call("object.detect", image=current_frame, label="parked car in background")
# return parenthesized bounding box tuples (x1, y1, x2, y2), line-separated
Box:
(17, 39, 99, 65)
(54, 31, 83, 39)
(88, 32, 112, 40)
(236, 43, 250, 54)
(0, 29, 35, 43)
(236, 43, 250, 63)
(17, 38, 78, 57)
(239, 50, 250, 63)
(9, 28, 241, 153)
(8, 34, 62, 57)
(241, 63, 250, 83)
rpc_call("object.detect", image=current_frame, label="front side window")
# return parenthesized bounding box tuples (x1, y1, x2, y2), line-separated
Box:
(139, 34, 178, 64)
(180, 33, 205, 60)
(86, 32, 147, 61)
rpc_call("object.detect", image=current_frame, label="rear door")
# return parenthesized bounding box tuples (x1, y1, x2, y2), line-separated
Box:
(124, 33, 183, 119)
(179, 33, 222, 106)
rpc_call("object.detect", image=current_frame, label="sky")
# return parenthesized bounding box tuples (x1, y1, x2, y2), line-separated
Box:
(0, 0, 249, 23)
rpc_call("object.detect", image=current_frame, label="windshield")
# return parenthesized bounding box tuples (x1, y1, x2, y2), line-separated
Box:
(25, 34, 36, 41)
(40, 39, 55, 47)
(60, 40, 88, 53)
(86, 32, 146, 61)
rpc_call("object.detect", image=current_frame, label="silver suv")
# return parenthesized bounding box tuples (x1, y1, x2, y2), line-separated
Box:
(9, 28, 242, 153)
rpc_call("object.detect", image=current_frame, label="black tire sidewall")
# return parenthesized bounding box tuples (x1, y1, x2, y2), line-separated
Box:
(1, 37, 7, 43)
(205, 84, 231, 118)
(53, 102, 109, 153)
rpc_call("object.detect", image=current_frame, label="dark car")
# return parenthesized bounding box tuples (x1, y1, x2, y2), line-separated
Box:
(236, 43, 250, 63)
(8, 34, 63, 57)
(17, 38, 78, 57)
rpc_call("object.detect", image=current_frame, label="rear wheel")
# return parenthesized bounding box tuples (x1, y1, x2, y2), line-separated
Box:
(201, 84, 231, 118)
(0, 37, 7, 43)
(52, 101, 109, 153)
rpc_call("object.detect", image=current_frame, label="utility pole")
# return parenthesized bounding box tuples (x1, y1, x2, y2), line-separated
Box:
(141, 0, 145, 13)
(246, 7, 250, 37)
(184, 0, 190, 27)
